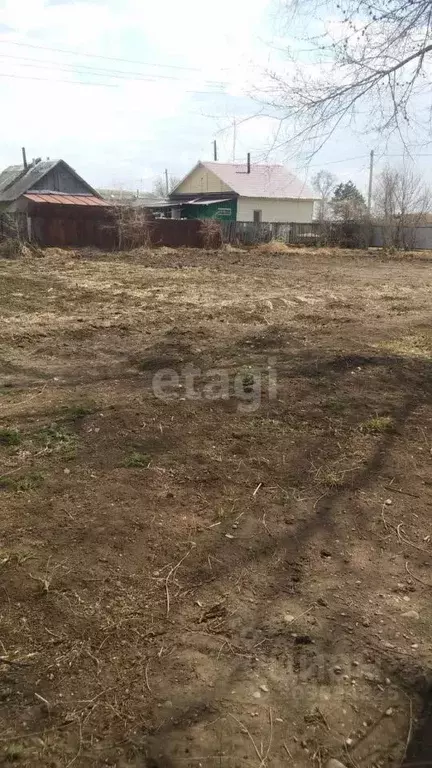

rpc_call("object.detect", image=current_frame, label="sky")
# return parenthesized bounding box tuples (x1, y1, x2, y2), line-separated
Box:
(0, 0, 430, 195)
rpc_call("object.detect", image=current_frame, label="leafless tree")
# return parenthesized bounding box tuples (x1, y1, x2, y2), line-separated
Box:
(113, 206, 153, 250)
(312, 170, 337, 219)
(263, 0, 432, 150)
(374, 166, 431, 247)
(152, 175, 181, 197)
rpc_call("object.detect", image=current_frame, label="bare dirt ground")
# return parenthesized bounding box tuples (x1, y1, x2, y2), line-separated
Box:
(0, 245, 431, 768)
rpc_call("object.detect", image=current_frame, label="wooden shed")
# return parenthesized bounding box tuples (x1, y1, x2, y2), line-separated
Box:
(0, 158, 111, 246)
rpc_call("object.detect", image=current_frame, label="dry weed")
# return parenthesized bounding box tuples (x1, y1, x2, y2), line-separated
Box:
(256, 240, 292, 254)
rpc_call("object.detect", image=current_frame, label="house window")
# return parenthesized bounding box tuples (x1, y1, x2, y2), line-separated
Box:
(253, 209, 262, 223)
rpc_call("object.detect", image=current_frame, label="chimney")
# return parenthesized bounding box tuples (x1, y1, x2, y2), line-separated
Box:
(22, 147, 28, 170)
(213, 140, 218, 161)
(247, 152, 251, 174)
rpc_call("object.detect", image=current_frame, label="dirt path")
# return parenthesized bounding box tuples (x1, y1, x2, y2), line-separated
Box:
(0, 247, 431, 767)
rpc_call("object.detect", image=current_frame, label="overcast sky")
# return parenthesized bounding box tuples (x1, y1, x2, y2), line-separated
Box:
(0, 0, 430, 195)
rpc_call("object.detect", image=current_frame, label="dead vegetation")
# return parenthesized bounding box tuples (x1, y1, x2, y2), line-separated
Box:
(0, 245, 431, 767)
(0, 238, 44, 260)
(256, 239, 292, 254)
(113, 206, 153, 250)
(200, 218, 222, 249)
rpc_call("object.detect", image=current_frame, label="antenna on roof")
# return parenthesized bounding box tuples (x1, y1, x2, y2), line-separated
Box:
(22, 147, 28, 170)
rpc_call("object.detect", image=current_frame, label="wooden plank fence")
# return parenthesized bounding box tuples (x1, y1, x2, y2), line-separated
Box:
(5, 207, 432, 250)
(223, 221, 432, 249)
(221, 221, 370, 247)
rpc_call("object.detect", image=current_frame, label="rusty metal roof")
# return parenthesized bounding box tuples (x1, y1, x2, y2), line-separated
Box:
(24, 193, 110, 206)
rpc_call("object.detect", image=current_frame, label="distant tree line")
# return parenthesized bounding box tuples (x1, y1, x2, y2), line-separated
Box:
(312, 165, 431, 248)
(313, 168, 430, 218)
(313, 172, 367, 221)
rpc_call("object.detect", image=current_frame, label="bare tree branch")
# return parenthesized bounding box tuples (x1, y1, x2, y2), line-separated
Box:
(261, 0, 432, 149)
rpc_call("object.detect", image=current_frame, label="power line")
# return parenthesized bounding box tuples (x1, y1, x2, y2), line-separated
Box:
(303, 154, 369, 168)
(0, 59, 163, 85)
(0, 52, 227, 87)
(0, 38, 208, 73)
(289, 154, 369, 171)
(294, 152, 432, 172)
(0, 68, 226, 95)
(0, 71, 116, 87)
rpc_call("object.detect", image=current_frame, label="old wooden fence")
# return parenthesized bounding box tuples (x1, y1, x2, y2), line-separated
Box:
(220, 220, 372, 247)
(4, 206, 432, 250)
(4, 207, 215, 249)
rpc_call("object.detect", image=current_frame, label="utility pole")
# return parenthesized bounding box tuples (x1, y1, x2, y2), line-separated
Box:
(165, 169, 169, 197)
(232, 118, 237, 162)
(367, 149, 374, 214)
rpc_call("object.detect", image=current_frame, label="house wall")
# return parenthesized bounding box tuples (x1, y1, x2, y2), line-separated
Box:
(31, 165, 91, 195)
(175, 165, 232, 195)
(4, 197, 28, 213)
(237, 197, 314, 223)
(182, 199, 237, 221)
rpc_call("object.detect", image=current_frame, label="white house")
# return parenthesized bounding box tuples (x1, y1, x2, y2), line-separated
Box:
(170, 160, 315, 223)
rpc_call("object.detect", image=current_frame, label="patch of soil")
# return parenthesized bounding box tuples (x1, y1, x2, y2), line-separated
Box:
(0, 246, 431, 767)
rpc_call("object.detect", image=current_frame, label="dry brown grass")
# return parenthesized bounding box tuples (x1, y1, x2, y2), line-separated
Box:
(255, 239, 293, 254)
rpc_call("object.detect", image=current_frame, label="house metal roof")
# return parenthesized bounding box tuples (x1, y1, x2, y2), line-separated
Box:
(0, 165, 24, 196)
(0, 159, 100, 202)
(186, 197, 232, 206)
(174, 162, 315, 200)
(132, 197, 180, 208)
(24, 193, 110, 206)
(136, 196, 232, 208)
